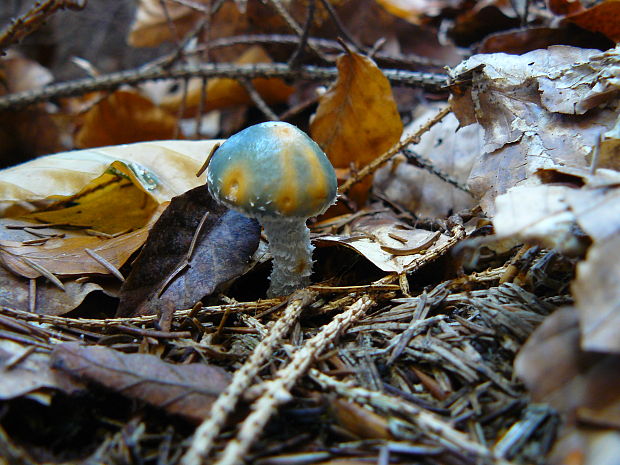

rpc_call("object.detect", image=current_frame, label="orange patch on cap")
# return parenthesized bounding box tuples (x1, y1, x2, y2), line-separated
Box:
(273, 146, 300, 215)
(220, 163, 250, 206)
(303, 146, 330, 212)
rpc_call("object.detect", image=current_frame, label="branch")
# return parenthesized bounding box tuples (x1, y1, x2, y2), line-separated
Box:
(0, 0, 85, 55)
(0, 62, 448, 111)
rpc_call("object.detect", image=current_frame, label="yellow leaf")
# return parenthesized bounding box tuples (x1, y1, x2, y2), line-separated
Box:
(0, 139, 221, 216)
(0, 204, 164, 279)
(310, 50, 402, 208)
(75, 90, 179, 149)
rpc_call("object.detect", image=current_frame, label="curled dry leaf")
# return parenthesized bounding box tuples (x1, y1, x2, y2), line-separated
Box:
(0, 139, 221, 215)
(0, 209, 161, 279)
(310, 50, 403, 209)
(117, 185, 260, 318)
(0, 264, 108, 315)
(74, 90, 179, 149)
(449, 45, 620, 213)
(317, 213, 451, 273)
(0, 140, 219, 312)
(492, 170, 620, 254)
(51, 342, 231, 423)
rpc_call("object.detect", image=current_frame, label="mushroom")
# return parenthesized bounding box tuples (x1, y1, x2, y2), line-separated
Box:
(206, 121, 337, 297)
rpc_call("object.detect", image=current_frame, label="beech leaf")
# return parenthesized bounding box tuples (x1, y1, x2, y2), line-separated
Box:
(117, 184, 260, 318)
(51, 342, 231, 423)
(310, 50, 403, 208)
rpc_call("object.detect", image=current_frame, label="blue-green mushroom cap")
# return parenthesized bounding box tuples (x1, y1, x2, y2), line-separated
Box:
(206, 122, 337, 218)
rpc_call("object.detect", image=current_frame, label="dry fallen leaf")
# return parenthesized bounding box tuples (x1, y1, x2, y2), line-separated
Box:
(375, 0, 447, 24)
(0, 139, 221, 215)
(128, 0, 209, 47)
(51, 342, 231, 423)
(0, 338, 82, 400)
(449, 44, 620, 213)
(317, 213, 451, 273)
(515, 307, 620, 464)
(74, 90, 179, 149)
(572, 233, 620, 353)
(117, 185, 260, 318)
(0, 140, 220, 313)
(564, 0, 620, 42)
(0, 51, 62, 166)
(310, 50, 403, 209)
(374, 106, 477, 218)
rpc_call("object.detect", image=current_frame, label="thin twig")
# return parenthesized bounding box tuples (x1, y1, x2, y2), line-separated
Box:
(212, 296, 375, 465)
(0, 63, 448, 111)
(339, 105, 452, 195)
(239, 78, 280, 121)
(403, 148, 472, 194)
(0, 0, 85, 55)
(287, 0, 316, 68)
(318, 0, 363, 52)
(181, 290, 317, 465)
(309, 370, 515, 465)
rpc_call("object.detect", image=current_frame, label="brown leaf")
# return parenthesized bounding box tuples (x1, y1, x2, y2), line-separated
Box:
(0, 51, 62, 166)
(0, 220, 155, 279)
(128, 0, 207, 47)
(449, 45, 620, 213)
(0, 140, 221, 214)
(374, 106, 477, 218)
(514, 307, 620, 462)
(316, 213, 451, 273)
(565, 0, 620, 42)
(310, 50, 403, 208)
(117, 184, 260, 317)
(375, 0, 447, 24)
(0, 263, 110, 315)
(0, 338, 83, 400)
(74, 90, 179, 149)
(51, 342, 231, 423)
(573, 234, 620, 353)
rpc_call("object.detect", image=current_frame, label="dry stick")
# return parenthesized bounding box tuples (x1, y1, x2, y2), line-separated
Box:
(287, 0, 316, 68)
(212, 296, 375, 465)
(309, 370, 514, 465)
(403, 148, 471, 194)
(0, 300, 282, 330)
(339, 105, 452, 195)
(0, 63, 447, 111)
(267, 0, 323, 59)
(0, 0, 85, 54)
(239, 78, 280, 121)
(180, 290, 317, 465)
(318, 0, 364, 53)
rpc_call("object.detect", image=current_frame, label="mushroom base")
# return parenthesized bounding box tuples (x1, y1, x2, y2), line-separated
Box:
(260, 217, 314, 297)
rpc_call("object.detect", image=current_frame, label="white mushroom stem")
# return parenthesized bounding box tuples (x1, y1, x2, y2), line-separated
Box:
(260, 216, 314, 297)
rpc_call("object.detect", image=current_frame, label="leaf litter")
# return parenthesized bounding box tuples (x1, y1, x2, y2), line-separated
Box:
(0, 2, 619, 465)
